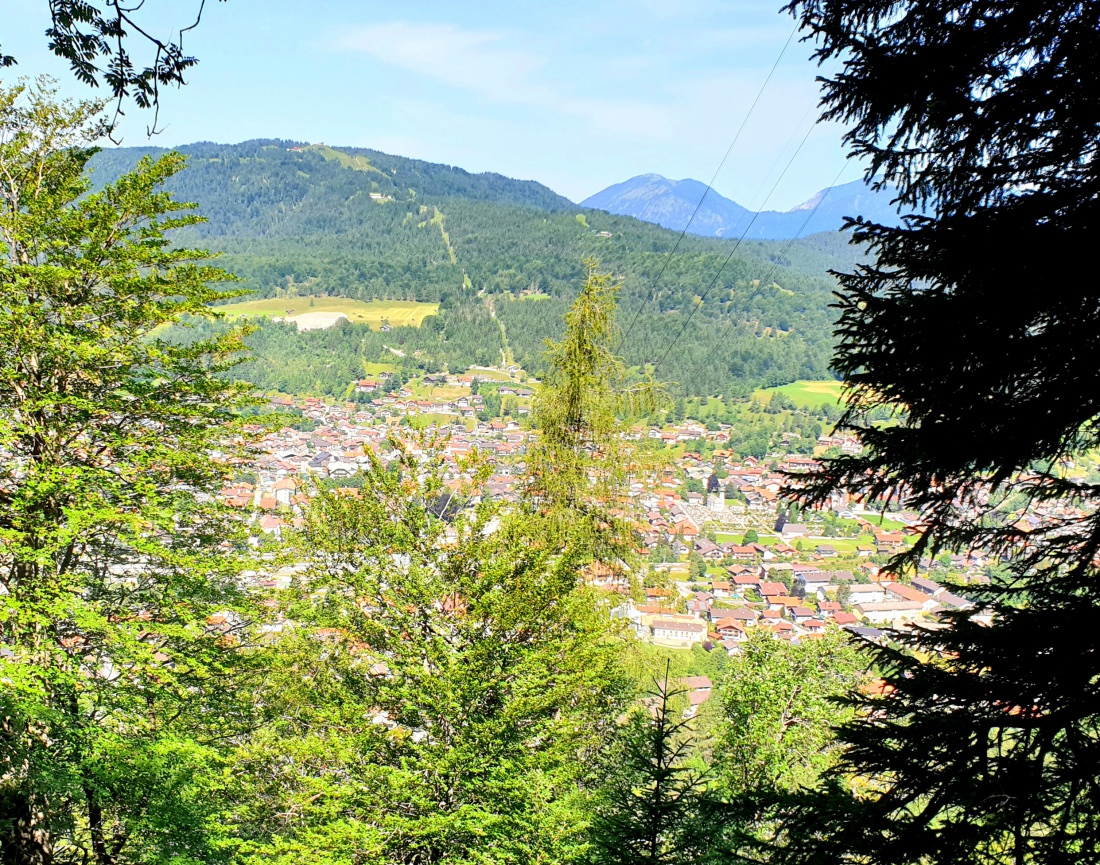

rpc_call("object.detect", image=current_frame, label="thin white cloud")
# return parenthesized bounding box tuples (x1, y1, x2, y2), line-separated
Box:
(332, 21, 676, 139)
(328, 17, 848, 206)
(334, 22, 542, 103)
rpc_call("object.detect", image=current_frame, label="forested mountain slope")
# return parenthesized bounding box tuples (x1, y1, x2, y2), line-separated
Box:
(89, 140, 852, 397)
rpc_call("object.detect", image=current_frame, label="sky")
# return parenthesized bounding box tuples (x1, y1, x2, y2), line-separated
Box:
(2, 0, 860, 209)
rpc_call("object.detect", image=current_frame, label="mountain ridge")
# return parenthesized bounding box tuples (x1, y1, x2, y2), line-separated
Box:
(581, 174, 907, 239)
(86, 140, 851, 397)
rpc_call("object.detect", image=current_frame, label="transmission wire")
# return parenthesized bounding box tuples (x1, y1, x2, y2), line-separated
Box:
(614, 23, 799, 352)
(667, 157, 854, 384)
(647, 116, 823, 375)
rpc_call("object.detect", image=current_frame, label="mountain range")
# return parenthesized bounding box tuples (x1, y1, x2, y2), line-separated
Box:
(581, 174, 907, 239)
(87, 141, 855, 397)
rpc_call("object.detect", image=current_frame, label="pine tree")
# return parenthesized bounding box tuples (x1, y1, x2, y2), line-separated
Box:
(525, 258, 664, 573)
(766, 1, 1100, 863)
(589, 667, 731, 865)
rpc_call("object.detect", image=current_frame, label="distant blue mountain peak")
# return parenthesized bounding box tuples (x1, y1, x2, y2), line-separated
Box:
(581, 174, 908, 239)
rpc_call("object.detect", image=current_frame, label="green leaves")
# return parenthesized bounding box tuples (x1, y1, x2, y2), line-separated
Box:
(716, 630, 865, 796)
(232, 443, 631, 863)
(0, 79, 262, 864)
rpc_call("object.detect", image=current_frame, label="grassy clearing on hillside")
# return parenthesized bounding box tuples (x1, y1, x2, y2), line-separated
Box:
(361, 361, 398, 377)
(306, 144, 383, 174)
(467, 367, 519, 382)
(759, 379, 846, 408)
(409, 383, 468, 400)
(406, 412, 462, 430)
(216, 297, 439, 329)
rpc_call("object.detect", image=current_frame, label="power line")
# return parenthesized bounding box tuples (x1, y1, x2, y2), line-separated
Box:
(648, 116, 824, 374)
(668, 157, 854, 383)
(728, 98, 819, 236)
(615, 23, 799, 352)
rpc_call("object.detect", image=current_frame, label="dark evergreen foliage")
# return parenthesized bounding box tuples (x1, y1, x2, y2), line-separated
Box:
(589, 672, 733, 865)
(767, 1, 1100, 863)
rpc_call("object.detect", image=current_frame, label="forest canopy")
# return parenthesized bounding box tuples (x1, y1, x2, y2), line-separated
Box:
(88, 140, 852, 397)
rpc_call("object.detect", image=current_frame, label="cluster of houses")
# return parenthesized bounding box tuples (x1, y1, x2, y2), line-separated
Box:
(220, 388, 1001, 649)
(622, 566, 977, 654)
(221, 393, 532, 539)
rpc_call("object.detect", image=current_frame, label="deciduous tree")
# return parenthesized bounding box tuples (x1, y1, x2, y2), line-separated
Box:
(0, 80, 257, 865)
(230, 443, 630, 864)
(716, 629, 864, 795)
(1, 2, 226, 127)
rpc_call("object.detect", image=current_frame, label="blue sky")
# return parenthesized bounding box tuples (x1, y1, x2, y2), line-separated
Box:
(3, 0, 859, 208)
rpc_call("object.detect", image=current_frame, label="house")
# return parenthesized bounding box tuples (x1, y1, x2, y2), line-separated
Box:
(884, 581, 940, 610)
(937, 591, 974, 611)
(845, 624, 885, 642)
(854, 600, 927, 624)
(273, 477, 297, 505)
(912, 576, 944, 596)
(695, 538, 723, 560)
(775, 515, 809, 537)
(327, 460, 359, 479)
(768, 620, 796, 638)
(651, 619, 706, 645)
(258, 514, 286, 538)
(794, 570, 830, 598)
(789, 606, 816, 624)
(715, 618, 749, 641)
(847, 584, 886, 606)
(730, 574, 760, 592)
(681, 675, 712, 693)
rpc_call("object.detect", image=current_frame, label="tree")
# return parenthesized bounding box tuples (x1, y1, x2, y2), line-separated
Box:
(526, 258, 663, 570)
(689, 553, 708, 582)
(233, 443, 631, 863)
(771, 1, 1100, 862)
(716, 629, 865, 796)
(0, 81, 258, 865)
(742, 530, 759, 546)
(2, 2, 224, 127)
(588, 669, 733, 865)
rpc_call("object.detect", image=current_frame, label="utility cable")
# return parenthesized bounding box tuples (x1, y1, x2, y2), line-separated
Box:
(648, 116, 823, 375)
(672, 157, 854, 382)
(614, 23, 799, 352)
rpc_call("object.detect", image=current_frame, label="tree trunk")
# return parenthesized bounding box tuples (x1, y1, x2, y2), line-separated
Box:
(0, 793, 54, 865)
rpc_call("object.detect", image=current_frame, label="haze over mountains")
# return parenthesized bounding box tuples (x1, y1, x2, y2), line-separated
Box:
(581, 174, 907, 239)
